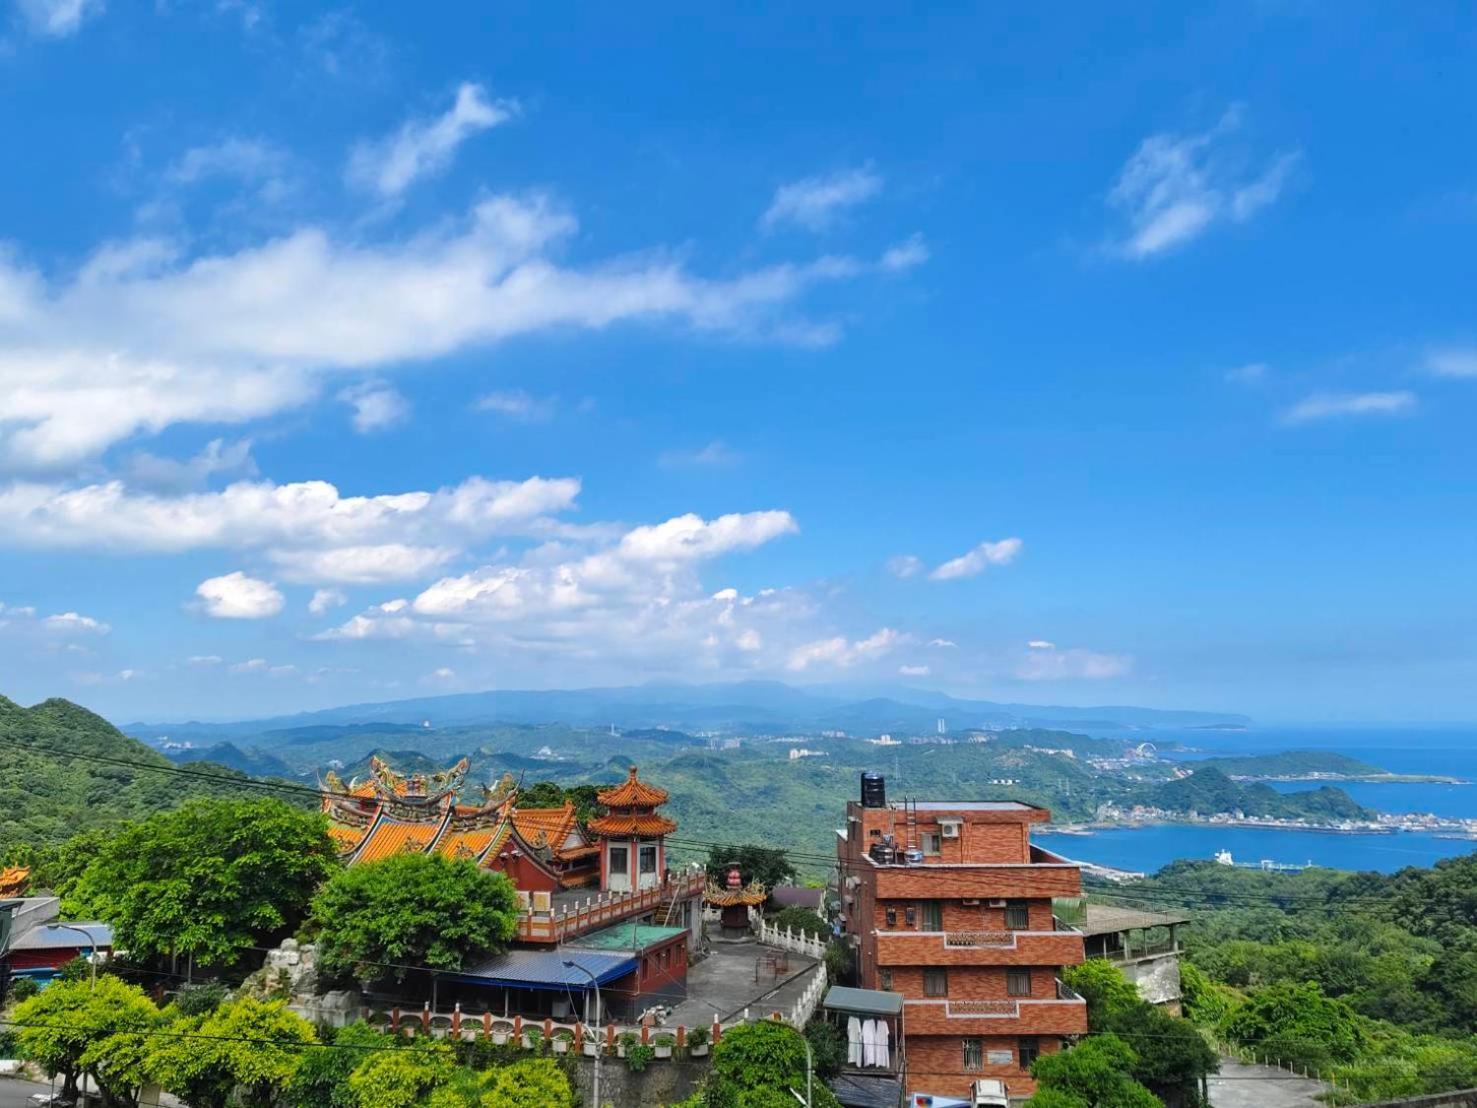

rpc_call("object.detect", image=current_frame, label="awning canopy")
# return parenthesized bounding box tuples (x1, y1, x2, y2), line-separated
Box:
(1077, 904, 1191, 937)
(452, 948, 635, 990)
(823, 986, 904, 1017)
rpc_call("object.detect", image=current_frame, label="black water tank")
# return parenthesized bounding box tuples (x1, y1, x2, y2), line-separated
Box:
(861, 772, 886, 808)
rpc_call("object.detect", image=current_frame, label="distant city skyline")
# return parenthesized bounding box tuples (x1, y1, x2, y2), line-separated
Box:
(1, 4, 1474, 722)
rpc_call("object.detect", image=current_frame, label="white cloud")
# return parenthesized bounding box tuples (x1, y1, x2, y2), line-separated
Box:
(474, 389, 557, 422)
(308, 588, 347, 615)
(762, 167, 883, 232)
(339, 381, 410, 433)
(228, 657, 295, 676)
(124, 438, 257, 493)
(0, 194, 886, 470)
(187, 654, 223, 666)
(347, 82, 516, 199)
(42, 611, 110, 634)
(658, 441, 741, 468)
(1428, 348, 1477, 379)
(16, 0, 102, 37)
(0, 474, 579, 583)
(898, 664, 930, 677)
(164, 138, 291, 202)
(1027, 639, 1056, 650)
(929, 537, 1023, 581)
(1016, 645, 1132, 681)
(426, 667, 457, 683)
(195, 571, 284, 619)
(1280, 391, 1416, 425)
(1108, 108, 1298, 259)
(880, 234, 929, 273)
(927, 638, 956, 648)
(787, 628, 901, 672)
(886, 554, 923, 579)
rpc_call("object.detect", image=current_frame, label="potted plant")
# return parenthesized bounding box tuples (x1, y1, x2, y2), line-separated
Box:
(617, 1030, 637, 1059)
(686, 1026, 710, 1057)
(551, 1028, 574, 1054)
(522, 1027, 543, 1051)
(626, 1041, 656, 1072)
(581, 1033, 601, 1057)
(491, 1022, 511, 1046)
(653, 1032, 676, 1059)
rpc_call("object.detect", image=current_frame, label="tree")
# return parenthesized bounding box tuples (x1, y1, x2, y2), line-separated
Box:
(704, 844, 798, 893)
(311, 852, 521, 984)
(346, 1041, 459, 1108)
(1064, 959, 1141, 1024)
(708, 1020, 842, 1108)
(1221, 980, 1366, 1071)
(772, 906, 828, 940)
(69, 797, 336, 969)
(482, 1057, 577, 1108)
(804, 1019, 847, 1079)
(286, 1021, 390, 1108)
(1028, 1035, 1162, 1108)
(148, 996, 316, 1108)
(13, 976, 161, 1106)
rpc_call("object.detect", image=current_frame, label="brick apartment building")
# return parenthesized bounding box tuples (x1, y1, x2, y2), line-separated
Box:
(837, 774, 1087, 1100)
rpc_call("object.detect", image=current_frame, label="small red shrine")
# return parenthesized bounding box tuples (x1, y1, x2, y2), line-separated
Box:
(586, 765, 677, 893)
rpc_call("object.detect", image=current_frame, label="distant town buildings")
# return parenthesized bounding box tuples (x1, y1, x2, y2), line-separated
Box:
(869, 734, 901, 746)
(789, 748, 828, 761)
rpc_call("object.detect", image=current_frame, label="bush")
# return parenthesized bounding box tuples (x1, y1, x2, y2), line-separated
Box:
(626, 1042, 656, 1071)
(772, 906, 828, 940)
(805, 1019, 846, 1079)
(174, 981, 229, 1016)
(7, 977, 39, 1003)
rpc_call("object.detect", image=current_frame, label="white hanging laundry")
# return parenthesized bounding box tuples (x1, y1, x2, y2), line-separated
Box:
(862, 1018, 877, 1066)
(875, 1019, 891, 1069)
(847, 1016, 863, 1067)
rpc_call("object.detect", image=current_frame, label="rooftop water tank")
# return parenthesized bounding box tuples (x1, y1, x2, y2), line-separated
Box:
(861, 772, 886, 808)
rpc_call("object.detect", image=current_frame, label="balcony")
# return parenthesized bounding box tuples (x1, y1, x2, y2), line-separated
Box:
(874, 863, 1081, 900)
(903, 979, 1087, 1036)
(514, 866, 704, 943)
(874, 927, 1084, 967)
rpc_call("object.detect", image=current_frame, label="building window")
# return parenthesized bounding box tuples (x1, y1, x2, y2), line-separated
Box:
(884, 906, 897, 928)
(1005, 899, 1030, 929)
(922, 831, 941, 855)
(920, 900, 943, 931)
(923, 967, 948, 997)
(904, 905, 917, 927)
(609, 845, 628, 873)
(963, 1038, 984, 1071)
(1019, 1037, 1041, 1070)
(1007, 969, 1032, 997)
(878, 969, 893, 991)
(639, 844, 658, 874)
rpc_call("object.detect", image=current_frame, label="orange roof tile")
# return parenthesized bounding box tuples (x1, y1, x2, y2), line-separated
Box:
(351, 817, 441, 864)
(435, 823, 508, 862)
(512, 802, 579, 850)
(327, 826, 368, 852)
(587, 812, 677, 837)
(596, 765, 669, 808)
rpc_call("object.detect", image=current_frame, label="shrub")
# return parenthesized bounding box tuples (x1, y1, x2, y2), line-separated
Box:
(772, 906, 828, 940)
(7, 977, 39, 1003)
(626, 1042, 656, 1071)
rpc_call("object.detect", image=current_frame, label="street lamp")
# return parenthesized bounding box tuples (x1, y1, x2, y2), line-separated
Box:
(563, 958, 601, 1108)
(51, 924, 98, 990)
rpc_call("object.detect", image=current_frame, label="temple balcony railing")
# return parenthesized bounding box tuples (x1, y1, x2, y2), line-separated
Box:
(514, 864, 705, 943)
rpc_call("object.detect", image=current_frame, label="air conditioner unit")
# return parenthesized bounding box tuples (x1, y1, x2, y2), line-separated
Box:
(987, 898, 1008, 908)
(940, 823, 960, 839)
(961, 898, 981, 906)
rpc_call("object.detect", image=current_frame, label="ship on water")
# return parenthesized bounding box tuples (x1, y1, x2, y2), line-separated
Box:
(1214, 848, 1311, 872)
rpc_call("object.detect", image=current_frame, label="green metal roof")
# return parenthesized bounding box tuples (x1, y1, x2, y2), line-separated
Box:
(823, 986, 904, 1016)
(569, 922, 687, 953)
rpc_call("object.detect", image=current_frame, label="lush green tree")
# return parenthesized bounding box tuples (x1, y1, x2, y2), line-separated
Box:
(1100, 1002, 1217, 1093)
(286, 1021, 390, 1108)
(172, 981, 228, 1017)
(804, 1018, 847, 1079)
(707, 1020, 842, 1108)
(310, 852, 520, 984)
(69, 797, 336, 968)
(483, 1057, 576, 1108)
(148, 996, 316, 1108)
(1028, 1035, 1162, 1108)
(1222, 980, 1365, 1071)
(1063, 959, 1141, 1024)
(771, 906, 828, 940)
(704, 844, 798, 893)
(6, 975, 40, 1003)
(12, 976, 162, 1105)
(346, 1041, 459, 1108)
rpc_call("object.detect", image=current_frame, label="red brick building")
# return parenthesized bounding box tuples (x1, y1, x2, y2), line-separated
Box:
(837, 777, 1087, 1100)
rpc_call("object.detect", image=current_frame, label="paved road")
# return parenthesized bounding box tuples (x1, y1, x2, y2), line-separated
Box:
(0, 1077, 58, 1107)
(1209, 1057, 1328, 1108)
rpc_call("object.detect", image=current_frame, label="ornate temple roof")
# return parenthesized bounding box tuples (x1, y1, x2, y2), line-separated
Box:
(596, 765, 669, 808)
(0, 866, 30, 897)
(703, 878, 769, 907)
(512, 801, 580, 853)
(587, 811, 678, 837)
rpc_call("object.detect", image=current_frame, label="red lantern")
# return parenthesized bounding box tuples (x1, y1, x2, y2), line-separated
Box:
(726, 865, 742, 889)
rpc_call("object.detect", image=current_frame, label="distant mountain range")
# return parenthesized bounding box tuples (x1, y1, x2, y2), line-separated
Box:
(124, 680, 1248, 740)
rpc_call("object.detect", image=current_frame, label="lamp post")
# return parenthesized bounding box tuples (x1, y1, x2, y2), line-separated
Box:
(563, 958, 601, 1108)
(52, 923, 97, 990)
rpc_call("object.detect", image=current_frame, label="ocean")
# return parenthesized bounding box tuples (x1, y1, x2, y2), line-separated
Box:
(1033, 725, 1477, 875)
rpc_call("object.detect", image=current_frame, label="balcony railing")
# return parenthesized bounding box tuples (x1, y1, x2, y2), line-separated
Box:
(943, 930, 1016, 948)
(514, 865, 704, 943)
(947, 998, 1019, 1017)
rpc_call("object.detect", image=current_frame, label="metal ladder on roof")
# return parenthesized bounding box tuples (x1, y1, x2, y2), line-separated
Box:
(904, 797, 918, 851)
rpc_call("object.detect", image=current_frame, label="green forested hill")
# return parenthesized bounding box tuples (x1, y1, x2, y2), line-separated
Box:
(1132, 766, 1374, 820)
(0, 695, 249, 852)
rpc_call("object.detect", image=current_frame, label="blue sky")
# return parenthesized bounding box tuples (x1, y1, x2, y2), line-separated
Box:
(1, 2, 1474, 723)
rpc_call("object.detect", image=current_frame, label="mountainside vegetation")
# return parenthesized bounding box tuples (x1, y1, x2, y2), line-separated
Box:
(1129, 767, 1373, 821)
(0, 696, 252, 858)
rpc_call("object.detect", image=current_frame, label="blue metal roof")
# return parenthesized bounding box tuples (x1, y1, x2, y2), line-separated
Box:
(452, 948, 636, 990)
(7, 922, 113, 952)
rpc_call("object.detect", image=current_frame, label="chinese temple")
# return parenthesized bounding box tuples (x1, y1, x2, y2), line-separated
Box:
(321, 756, 601, 893)
(0, 867, 29, 898)
(587, 765, 678, 893)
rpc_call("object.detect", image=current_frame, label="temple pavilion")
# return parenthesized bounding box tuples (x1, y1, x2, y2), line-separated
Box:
(587, 765, 678, 893)
(321, 756, 601, 893)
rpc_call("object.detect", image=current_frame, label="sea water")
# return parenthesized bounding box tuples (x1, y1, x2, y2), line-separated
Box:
(1035, 725, 1477, 875)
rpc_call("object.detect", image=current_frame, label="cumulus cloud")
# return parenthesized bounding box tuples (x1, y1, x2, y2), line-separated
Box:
(0, 474, 579, 583)
(1016, 644, 1132, 681)
(16, 0, 102, 37)
(1108, 108, 1298, 259)
(898, 664, 930, 676)
(1428, 348, 1477, 378)
(761, 167, 883, 232)
(886, 555, 923, 579)
(787, 628, 901, 672)
(308, 588, 347, 615)
(42, 611, 110, 634)
(927, 638, 956, 648)
(347, 82, 516, 199)
(339, 381, 410, 433)
(195, 571, 284, 619)
(123, 438, 256, 493)
(929, 537, 1023, 581)
(0, 194, 892, 470)
(1280, 391, 1416, 425)
(879, 234, 929, 273)
(229, 657, 296, 676)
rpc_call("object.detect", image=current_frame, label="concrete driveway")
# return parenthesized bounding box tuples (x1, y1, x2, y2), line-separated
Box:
(1208, 1056, 1329, 1108)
